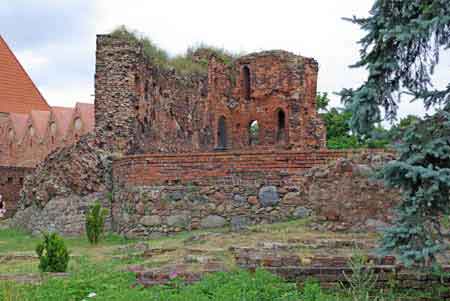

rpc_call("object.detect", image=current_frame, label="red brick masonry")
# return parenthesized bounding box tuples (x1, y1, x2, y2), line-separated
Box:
(113, 149, 370, 185)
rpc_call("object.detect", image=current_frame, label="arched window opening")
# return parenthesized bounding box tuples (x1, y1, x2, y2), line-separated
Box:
(135, 75, 141, 95)
(144, 80, 149, 101)
(51, 136, 55, 145)
(242, 66, 251, 100)
(276, 109, 286, 142)
(248, 120, 259, 145)
(74, 118, 82, 131)
(217, 116, 228, 149)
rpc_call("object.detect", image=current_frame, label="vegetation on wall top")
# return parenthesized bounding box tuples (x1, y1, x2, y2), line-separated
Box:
(110, 25, 237, 76)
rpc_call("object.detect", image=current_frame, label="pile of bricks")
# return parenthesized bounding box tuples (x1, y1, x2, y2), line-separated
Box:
(131, 263, 226, 287)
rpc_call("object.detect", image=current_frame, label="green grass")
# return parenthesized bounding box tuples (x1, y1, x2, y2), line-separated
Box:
(0, 226, 448, 300)
(0, 258, 301, 301)
(2, 257, 447, 301)
(0, 229, 133, 254)
(110, 25, 239, 76)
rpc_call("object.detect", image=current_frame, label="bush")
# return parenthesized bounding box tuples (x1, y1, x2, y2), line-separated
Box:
(36, 232, 70, 272)
(85, 202, 108, 244)
(341, 250, 377, 301)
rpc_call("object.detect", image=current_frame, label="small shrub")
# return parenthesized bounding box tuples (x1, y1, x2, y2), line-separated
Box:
(341, 250, 377, 301)
(36, 232, 70, 272)
(85, 201, 109, 244)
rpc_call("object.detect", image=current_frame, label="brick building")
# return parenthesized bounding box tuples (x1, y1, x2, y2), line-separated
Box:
(0, 35, 94, 168)
(0, 35, 94, 218)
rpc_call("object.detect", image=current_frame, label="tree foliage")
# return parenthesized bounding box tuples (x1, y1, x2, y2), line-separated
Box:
(340, 0, 450, 266)
(316, 93, 391, 149)
(380, 110, 450, 266)
(36, 232, 70, 272)
(85, 202, 109, 245)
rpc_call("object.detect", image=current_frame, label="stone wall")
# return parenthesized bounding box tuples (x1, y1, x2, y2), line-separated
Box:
(12, 192, 112, 236)
(0, 166, 33, 219)
(95, 35, 142, 154)
(112, 150, 399, 237)
(17, 133, 112, 209)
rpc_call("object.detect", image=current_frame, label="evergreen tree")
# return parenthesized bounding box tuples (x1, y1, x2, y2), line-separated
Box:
(340, 0, 450, 266)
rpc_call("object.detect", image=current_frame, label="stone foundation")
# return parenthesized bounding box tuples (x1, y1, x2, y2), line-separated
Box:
(11, 192, 112, 236)
(112, 150, 399, 238)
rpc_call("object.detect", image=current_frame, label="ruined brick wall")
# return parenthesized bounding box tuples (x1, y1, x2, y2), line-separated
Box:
(113, 150, 349, 185)
(133, 70, 210, 153)
(95, 36, 325, 155)
(208, 51, 326, 151)
(18, 133, 112, 209)
(95, 34, 211, 154)
(95, 35, 145, 154)
(111, 150, 397, 237)
(0, 166, 33, 219)
(234, 249, 450, 293)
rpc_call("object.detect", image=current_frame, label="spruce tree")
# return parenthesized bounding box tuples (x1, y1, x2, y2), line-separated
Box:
(340, 0, 450, 266)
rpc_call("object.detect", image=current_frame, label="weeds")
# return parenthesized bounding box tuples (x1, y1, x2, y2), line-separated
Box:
(110, 25, 238, 76)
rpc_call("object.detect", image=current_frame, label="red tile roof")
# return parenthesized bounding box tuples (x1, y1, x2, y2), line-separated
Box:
(0, 35, 50, 114)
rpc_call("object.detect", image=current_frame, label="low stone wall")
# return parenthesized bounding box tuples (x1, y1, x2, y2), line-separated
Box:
(0, 166, 33, 219)
(11, 192, 112, 236)
(112, 150, 398, 238)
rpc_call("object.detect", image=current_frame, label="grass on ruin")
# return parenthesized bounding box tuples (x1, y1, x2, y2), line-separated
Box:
(110, 25, 239, 76)
(0, 219, 374, 274)
(1, 256, 445, 301)
(0, 221, 445, 300)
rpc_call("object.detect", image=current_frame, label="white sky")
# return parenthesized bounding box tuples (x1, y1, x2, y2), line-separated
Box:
(4, 0, 450, 122)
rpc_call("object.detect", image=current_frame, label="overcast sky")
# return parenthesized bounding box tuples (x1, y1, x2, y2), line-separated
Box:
(1, 0, 449, 121)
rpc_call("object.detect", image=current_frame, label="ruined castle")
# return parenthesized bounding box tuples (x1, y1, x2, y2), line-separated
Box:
(2, 33, 397, 236)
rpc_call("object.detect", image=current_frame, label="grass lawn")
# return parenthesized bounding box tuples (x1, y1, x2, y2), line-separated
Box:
(0, 220, 447, 300)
